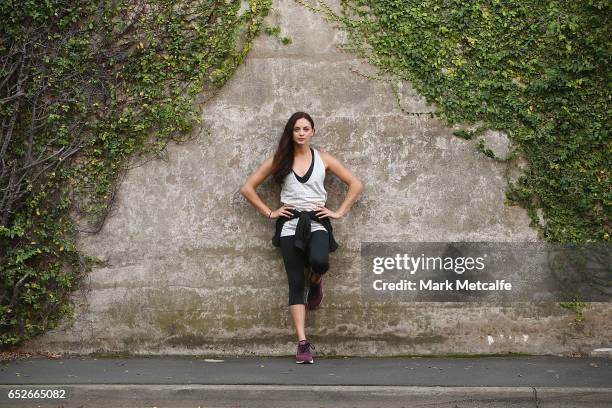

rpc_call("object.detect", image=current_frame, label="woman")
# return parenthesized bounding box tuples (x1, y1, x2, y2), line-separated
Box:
(240, 112, 363, 364)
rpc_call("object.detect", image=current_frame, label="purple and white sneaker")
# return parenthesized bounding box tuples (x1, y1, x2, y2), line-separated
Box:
(295, 340, 315, 364)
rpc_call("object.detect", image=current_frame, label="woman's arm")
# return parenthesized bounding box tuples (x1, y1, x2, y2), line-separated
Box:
(239, 156, 294, 219)
(317, 151, 364, 219)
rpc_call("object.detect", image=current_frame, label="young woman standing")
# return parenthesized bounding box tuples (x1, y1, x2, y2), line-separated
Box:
(240, 112, 363, 364)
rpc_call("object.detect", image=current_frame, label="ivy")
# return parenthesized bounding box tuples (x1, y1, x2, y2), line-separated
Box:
(263, 24, 293, 45)
(298, 0, 610, 243)
(1, 0, 272, 348)
(559, 299, 587, 323)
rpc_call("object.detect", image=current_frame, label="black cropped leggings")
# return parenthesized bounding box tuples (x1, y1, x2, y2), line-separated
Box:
(280, 230, 330, 306)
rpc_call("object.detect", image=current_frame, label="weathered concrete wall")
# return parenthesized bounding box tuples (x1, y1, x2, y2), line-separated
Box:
(21, 0, 611, 356)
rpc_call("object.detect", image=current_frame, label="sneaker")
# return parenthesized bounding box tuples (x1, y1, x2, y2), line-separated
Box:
(307, 279, 323, 310)
(295, 340, 315, 364)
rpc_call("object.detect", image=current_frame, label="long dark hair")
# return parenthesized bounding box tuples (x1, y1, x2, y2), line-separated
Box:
(271, 112, 315, 184)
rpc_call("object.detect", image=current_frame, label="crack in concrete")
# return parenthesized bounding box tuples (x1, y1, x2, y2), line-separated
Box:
(532, 386, 540, 408)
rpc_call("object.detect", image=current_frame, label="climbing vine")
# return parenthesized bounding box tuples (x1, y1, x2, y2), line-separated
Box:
(559, 299, 587, 323)
(297, 0, 610, 243)
(0, 0, 272, 347)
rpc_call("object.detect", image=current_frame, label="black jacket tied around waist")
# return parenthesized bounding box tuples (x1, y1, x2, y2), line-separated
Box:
(272, 209, 338, 252)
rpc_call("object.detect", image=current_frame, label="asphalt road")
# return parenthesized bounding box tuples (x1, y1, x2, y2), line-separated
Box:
(1, 356, 610, 407)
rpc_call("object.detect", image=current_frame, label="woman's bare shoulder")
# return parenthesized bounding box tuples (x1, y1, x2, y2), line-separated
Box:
(316, 148, 336, 169)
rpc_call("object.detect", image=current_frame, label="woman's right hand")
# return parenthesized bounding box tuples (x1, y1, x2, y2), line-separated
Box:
(270, 204, 295, 219)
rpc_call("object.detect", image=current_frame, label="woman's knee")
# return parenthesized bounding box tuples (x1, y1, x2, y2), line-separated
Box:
(309, 254, 329, 274)
(308, 231, 330, 274)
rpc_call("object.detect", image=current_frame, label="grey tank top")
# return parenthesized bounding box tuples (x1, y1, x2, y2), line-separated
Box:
(280, 146, 328, 237)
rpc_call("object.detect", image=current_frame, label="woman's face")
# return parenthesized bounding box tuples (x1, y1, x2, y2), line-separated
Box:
(292, 118, 314, 146)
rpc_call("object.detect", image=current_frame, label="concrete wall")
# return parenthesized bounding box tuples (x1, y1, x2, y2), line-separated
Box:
(21, 0, 611, 356)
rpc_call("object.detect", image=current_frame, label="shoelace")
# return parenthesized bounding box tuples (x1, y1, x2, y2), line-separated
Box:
(298, 341, 315, 353)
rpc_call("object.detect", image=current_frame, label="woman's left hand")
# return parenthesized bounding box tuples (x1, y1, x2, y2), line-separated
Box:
(315, 205, 344, 220)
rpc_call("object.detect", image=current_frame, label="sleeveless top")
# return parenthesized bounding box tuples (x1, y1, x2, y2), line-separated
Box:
(280, 146, 328, 237)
